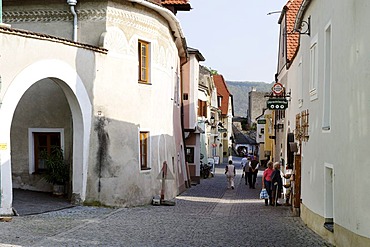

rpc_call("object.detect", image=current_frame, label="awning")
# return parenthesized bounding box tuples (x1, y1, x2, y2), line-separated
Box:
(198, 91, 208, 101)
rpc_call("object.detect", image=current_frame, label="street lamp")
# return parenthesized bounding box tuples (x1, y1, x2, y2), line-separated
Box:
(267, 11, 281, 16)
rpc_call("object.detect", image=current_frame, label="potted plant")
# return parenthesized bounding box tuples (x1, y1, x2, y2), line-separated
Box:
(41, 146, 70, 196)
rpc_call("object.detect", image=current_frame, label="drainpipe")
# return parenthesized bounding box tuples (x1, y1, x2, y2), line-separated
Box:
(67, 0, 78, 42)
(0, 0, 2, 23)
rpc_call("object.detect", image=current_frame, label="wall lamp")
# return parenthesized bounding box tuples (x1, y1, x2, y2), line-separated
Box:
(210, 116, 215, 125)
(295, 16, 310, 36)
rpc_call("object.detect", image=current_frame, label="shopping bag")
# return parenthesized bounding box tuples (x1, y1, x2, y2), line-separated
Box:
(259, 188, 269, 199)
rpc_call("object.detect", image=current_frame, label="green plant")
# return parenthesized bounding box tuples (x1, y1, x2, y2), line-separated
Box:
(41, 146, 70, 185)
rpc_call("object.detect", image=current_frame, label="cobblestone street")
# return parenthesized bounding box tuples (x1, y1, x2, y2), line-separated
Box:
(0, 158, 333, 247)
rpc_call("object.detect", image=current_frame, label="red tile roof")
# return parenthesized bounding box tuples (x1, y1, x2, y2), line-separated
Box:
(285, 0, 302, 64)
(160, 0, 191, 12)
(162, 0, 189, 4)
(213, 74, 232, 116)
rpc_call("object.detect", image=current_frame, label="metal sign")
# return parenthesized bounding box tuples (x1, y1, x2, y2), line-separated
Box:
(0, 143, 7, 150)
(272, 82, 284, 95)
(267, 98, 288, 110)
(257, 119, 266, 124)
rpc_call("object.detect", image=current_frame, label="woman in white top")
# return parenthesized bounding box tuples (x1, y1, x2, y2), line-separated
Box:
(225, 160, 236, 189)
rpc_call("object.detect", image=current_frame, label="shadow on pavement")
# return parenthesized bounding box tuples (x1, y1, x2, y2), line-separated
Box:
(12, 189, 74, 216)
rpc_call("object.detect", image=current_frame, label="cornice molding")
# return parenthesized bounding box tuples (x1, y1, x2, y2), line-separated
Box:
(3, 8, 169, 38)
(3, 9, 107, 23)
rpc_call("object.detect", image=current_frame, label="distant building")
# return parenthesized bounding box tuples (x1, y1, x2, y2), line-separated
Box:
(231, 125, 257, 157)
(247, 88, 268, 127)
(213, 74, 234, 158)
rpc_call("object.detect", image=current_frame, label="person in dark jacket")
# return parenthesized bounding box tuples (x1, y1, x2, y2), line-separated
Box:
(248, 156, 259, 189)
(270, 162, 283, 206)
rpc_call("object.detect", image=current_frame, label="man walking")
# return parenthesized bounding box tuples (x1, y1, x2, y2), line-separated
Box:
(240, 155, 248, 179)
(248, 156, 259, 189)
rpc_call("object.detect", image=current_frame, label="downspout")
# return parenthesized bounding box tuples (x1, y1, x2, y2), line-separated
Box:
(0, 0, 2, 23)
(67, 0, 78, 42)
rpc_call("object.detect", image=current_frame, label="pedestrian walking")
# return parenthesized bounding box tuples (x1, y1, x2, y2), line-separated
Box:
(244, 156, 251, 185)
(248, 156, 259, 189)
(262, 161, 274, 206)
(283, 164, 293, 206)
(271, 162, 283, 206)
(225, 160, 236, 189)
(240, 155, 248, 179)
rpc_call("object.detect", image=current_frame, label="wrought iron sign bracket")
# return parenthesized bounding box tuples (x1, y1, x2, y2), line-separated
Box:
(295, 16, 311, 36)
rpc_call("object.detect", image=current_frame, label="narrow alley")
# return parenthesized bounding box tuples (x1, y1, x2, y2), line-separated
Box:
(0, 157, 332, 247)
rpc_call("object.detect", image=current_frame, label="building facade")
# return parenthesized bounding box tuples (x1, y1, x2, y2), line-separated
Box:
(0, 0, 191, 215)
(276, 0, 370, 245)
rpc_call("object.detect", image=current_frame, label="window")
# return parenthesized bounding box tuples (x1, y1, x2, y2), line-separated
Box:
(323, 24, 332, 130)
(174, 71, 180, 106)
(310, 38, 318, 99)
(33, 132, 61, 173)
(298, 59, 303, 107)
(140, 131, 149, 170)
(183, 93, 189, 100)
(198, 100, 207, 118)
(217, 96, 222, 107)
(29, 128, 64, 174)
(138, 40, 150, 83)
(185, 147, 195, 163)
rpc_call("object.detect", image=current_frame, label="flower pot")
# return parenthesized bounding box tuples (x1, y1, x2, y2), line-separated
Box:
(53, 184, 65, 196)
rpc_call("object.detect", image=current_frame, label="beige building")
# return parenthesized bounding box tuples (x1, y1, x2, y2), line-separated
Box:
(182, 47, 205, 184)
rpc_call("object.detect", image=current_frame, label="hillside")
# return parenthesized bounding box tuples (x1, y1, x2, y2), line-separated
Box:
(226, 81, 272, 117)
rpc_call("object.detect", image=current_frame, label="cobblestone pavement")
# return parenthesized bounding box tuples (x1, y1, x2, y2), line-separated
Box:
(0, 158, 333, 247)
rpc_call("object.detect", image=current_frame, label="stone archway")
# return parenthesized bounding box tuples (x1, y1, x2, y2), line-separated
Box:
(0, 59, 92, 215)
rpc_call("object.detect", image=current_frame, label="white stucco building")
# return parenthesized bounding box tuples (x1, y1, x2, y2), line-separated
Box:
(276, 0, 370, 246)
(0, 0, 192, 215)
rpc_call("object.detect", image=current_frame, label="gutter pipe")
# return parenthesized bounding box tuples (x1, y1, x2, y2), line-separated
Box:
(67, 0, 78, 42)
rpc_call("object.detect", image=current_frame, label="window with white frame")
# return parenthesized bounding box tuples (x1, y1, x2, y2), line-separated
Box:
(217, 96, 222, 107)
(28, 128, 64, 174)
(310, 38, 318, 100)
(323, 24, 332, 130)
(174, 70, 180, 106)
(298, 59, 303, 108)
(185, 147, 195, 163)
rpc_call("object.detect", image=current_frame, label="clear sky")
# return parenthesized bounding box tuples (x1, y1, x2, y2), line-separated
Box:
(177, 0, 287, 83)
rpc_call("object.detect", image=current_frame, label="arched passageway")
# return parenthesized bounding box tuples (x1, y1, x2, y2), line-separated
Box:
(0, 59, 92, 215)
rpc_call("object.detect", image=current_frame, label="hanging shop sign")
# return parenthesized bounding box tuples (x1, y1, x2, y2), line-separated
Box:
(267, 98, 288, 110)
(272, 82, 284, 96)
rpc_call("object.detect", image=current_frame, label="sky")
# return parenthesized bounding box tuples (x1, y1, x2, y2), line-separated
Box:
(177, 0, 287, 83)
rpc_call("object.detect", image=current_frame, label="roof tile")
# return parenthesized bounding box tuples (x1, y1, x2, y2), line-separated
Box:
(213, 74, 231, 116)
(161, 0, 189, 4)
(286, 0, 303, 63)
